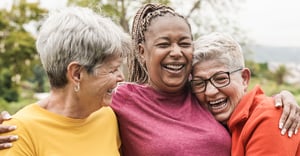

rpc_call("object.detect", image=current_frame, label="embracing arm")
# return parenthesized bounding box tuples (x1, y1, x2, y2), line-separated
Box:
(274, 90, 300, 137)
(0, 111, 18, 149)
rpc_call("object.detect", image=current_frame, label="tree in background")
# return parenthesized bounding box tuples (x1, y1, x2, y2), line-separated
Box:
(0, 0, 47, 102)
(273, 65, 289, 85)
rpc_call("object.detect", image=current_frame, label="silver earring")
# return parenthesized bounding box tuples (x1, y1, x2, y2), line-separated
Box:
(74, 83, 80, 92)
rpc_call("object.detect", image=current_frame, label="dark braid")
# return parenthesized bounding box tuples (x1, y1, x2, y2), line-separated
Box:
(128, 3, 191, 83)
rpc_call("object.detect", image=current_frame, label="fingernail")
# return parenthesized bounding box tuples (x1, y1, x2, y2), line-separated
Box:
(288, 131, 293, 138)
(279, 122, 283, 129)
(9, 135, 18, 141)
(2, 113, 11, 120)
(275, 101, 282, 107)
(4, 143, 12, 148)
(295, 129, 298, 135)
(8, 125, 17, 131)
(281, 129, 286, 135)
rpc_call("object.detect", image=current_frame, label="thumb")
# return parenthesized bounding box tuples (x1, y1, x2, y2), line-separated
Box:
(1, 111, 12, 120)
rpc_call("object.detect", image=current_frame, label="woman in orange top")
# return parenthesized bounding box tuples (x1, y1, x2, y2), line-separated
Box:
(191, 32, 300, 155)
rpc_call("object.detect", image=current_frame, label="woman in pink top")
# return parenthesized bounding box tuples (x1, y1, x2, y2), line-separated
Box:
(111, 3, 231, 155)
(111, 3, 300, 156)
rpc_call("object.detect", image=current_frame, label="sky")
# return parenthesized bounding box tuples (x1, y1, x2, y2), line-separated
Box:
(1, 0, 299, 48)
(239, 0, 300, 47)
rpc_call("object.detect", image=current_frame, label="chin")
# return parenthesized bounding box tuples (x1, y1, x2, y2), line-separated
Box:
(215, 115, 228, 124)
(102, 98, 112, 106)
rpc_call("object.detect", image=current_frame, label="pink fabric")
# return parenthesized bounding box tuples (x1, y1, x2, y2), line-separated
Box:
(111, 83, 231, 156)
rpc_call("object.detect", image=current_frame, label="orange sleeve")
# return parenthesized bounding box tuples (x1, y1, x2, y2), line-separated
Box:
(244, 108, 299, 156)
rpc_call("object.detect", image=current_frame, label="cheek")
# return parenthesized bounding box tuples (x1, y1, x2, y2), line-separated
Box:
(195, 93, 207, 105)
(185, 49, 193, 67)
(227, 84, 244, 106)
(185, 48, 193, 59)
(94, 75, 115, 89)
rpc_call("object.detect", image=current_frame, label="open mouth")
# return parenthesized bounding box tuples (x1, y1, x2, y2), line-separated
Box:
(163, 64, 184, 71)
(208, 98, 228, 113)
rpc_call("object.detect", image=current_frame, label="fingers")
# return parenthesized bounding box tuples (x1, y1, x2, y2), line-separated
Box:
(0, 135, 18, 143)
(0, 125, 17, 133)
(0, 143, 13, 149)
(0, 111, 12, 124)
(286, 110, 300, 138)
(279, 103, 300, 138)
(295, 123, 299, 135)
(287, 122, 298, 138)
(0, 125, 18, 150)
(274, 94, 283, 107)
(279, 104, 291, 134)
(0, 135, 18, 150)
(1, 111, 12, 120)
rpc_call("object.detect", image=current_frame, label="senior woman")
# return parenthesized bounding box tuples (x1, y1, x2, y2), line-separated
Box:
(0, 6, 131, 155)
(191, 32, 300, 155)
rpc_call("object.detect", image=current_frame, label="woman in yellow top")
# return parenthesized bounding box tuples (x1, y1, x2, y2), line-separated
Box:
(0, 6, 131, 155)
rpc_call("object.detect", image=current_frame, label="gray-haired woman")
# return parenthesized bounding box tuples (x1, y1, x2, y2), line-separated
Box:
(0, 6, 131, 155)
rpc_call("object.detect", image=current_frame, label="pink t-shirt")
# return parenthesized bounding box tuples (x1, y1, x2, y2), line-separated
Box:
(111, 83, 231, 156)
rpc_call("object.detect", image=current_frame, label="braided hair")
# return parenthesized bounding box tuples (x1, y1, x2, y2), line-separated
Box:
(128, 3, 191, 83)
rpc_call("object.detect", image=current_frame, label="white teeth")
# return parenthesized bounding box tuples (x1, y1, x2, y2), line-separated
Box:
(165, 64, 184, 70)
(209, 98, 226, 105)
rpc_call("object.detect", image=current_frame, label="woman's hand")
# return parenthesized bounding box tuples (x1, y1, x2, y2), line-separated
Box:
(0, 111, 18, 149)
(274, 90, 300, 137)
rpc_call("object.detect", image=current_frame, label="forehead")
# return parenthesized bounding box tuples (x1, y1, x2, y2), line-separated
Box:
(193, 60, 228, 77)
(100, 54, 122, 66)
(146, 15, 191, 35)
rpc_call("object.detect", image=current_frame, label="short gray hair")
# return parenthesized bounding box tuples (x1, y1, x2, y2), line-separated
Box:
(193, 32, 244, 69)
(36, 6, 132, 88)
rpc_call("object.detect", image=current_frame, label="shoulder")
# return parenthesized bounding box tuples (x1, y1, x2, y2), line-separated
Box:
(252, 95, 279, 117)
(111, 82, 137, 109)
(244, 96, 281, 131)
(114, 82, 141, 92)
(10, 103, 39, 120)
(3, 103, 39, 128)
(113, 82, 149, 98)
(97, 106, 116, 119)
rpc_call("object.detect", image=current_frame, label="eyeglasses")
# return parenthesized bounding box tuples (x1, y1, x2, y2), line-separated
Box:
(191, 68, 243, 93)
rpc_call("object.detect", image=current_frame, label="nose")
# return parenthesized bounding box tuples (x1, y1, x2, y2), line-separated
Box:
(116, 70, 125, 82)
(169, 44, 183, 58)
(204, 81, 219, 96)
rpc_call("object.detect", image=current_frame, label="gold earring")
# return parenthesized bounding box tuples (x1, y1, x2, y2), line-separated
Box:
(74, 82, 80, 92)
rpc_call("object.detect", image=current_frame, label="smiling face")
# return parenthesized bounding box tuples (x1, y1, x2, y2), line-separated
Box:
(81, 55, 124, 108)
(192, 60, 250, 124)
(139, 14, 193, 93)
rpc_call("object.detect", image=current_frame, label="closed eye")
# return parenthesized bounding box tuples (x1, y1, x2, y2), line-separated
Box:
(156, 43, 170, 48)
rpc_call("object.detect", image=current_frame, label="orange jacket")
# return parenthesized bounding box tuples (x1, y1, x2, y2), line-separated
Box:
(228, 85, 300, 156)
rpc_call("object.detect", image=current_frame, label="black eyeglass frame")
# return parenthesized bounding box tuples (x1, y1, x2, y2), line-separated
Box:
(191, 68, 243, 93)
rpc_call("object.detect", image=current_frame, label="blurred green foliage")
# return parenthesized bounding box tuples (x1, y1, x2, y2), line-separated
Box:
(0, 0, 47, 105)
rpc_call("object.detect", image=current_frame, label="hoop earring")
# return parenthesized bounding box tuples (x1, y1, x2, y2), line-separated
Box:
(74, 82, 80, 92)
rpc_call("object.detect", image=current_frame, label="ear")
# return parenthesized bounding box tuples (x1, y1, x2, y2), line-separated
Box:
(241, 68, 251, 92)
(138, 43, 145, 64)
(67, 62, 82, 84)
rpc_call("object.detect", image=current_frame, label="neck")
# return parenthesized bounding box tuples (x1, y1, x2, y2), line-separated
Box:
(38, 89, 98, 119)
